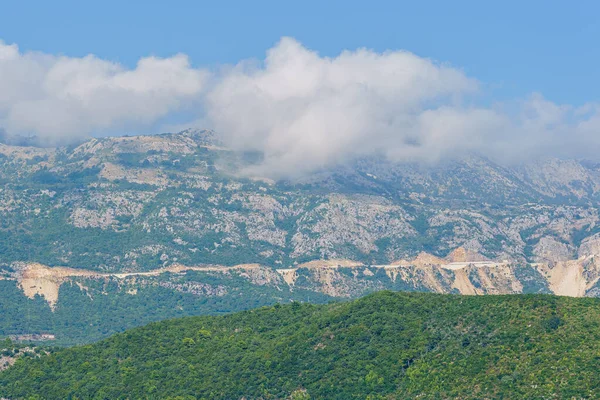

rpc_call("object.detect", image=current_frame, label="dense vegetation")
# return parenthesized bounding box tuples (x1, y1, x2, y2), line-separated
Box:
(0, 339, 53, 372)
(0, 277, 333, 346)
(3, 291, 600, 399)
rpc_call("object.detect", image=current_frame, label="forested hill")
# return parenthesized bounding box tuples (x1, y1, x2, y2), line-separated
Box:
(2, 292, 600, 399)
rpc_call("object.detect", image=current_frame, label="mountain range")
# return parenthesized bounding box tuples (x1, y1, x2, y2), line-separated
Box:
(3, 129, 600, 343)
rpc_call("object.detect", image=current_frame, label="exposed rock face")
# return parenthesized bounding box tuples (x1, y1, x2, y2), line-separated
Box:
(578, 234, 600, 258)
(446, 247, 489, 263)
(533, 237, 573, 265)
(14, 262, 98, 310)
(412, 252, 446, 267)
(9, 246, 600, 310)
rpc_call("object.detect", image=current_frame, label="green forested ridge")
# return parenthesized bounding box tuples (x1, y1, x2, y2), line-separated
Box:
(2, 291, 600, 399)
(0, 277, 333, 346)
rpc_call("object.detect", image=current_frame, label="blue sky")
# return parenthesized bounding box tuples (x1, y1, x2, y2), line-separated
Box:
(1, 0, 598, 105)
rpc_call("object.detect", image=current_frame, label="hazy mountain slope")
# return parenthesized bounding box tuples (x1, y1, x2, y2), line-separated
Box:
(3, 291, 600, 399)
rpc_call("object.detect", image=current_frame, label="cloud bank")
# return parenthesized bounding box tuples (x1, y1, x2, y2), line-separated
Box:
(1, 37, 599, 176)
(207, 38, 600, 177)
(0, 40, 207, 143)
(207, 38, 481, 176)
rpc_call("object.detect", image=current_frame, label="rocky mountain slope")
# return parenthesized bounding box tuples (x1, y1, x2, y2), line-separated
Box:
(3, 129, 600, 343)
(2, 129, 600, 268)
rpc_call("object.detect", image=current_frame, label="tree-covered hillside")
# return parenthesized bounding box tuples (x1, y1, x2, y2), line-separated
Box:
(0, 274, 334, 346)
(2, 291, 600, 399)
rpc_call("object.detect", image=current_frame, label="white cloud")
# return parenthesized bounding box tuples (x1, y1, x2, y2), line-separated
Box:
(205, 37, 482, 177)
(1, 37, 599, 176)
(0, 40, 208, 143)
(205, 38, 600, 177)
